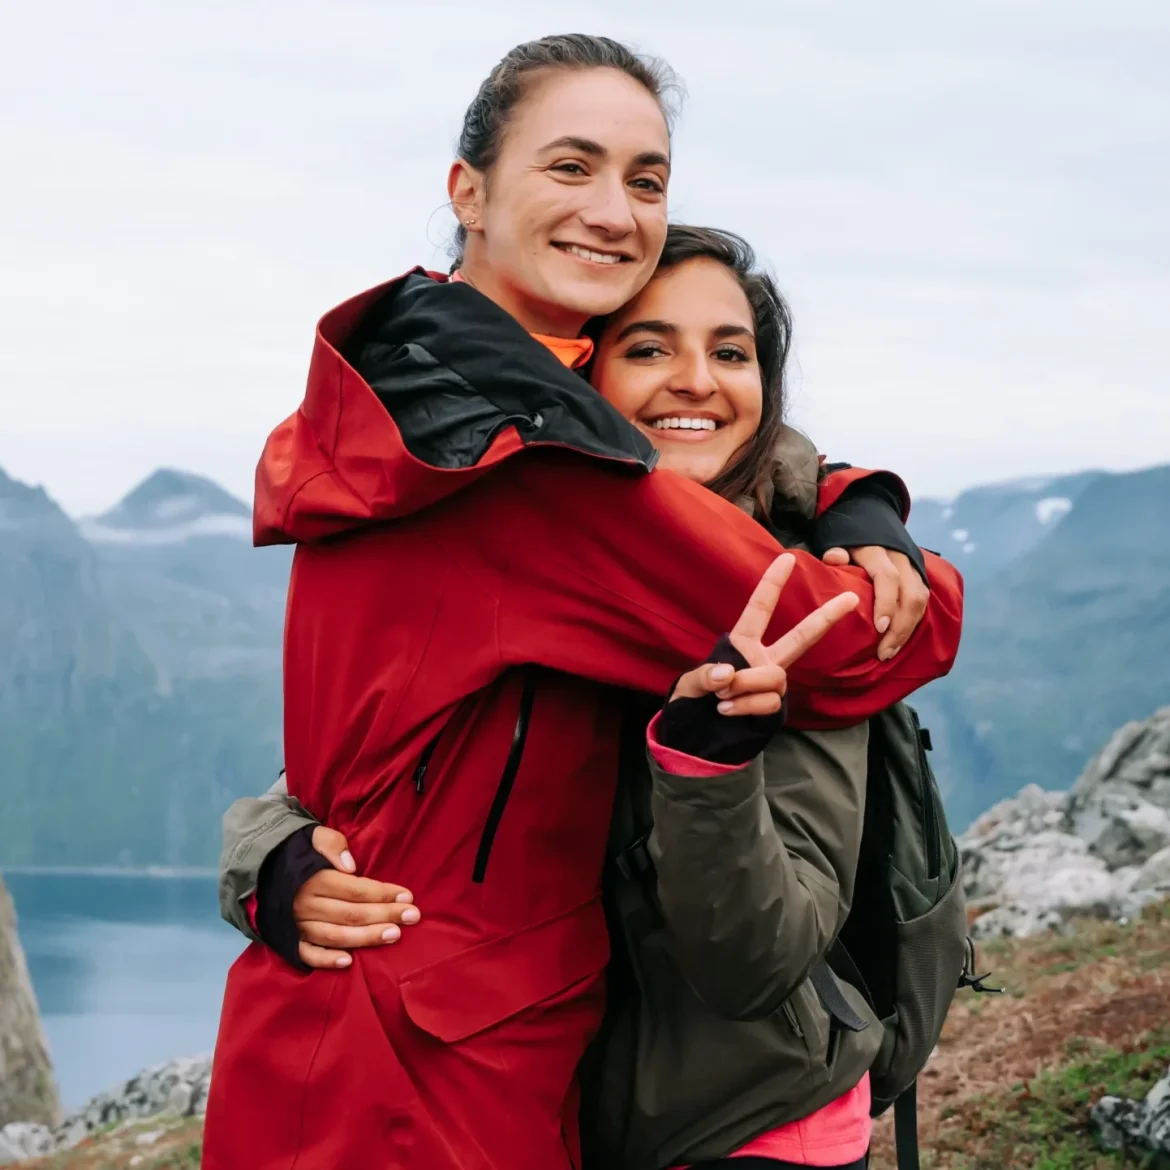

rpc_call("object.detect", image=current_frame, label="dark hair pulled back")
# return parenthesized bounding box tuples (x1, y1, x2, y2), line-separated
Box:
(450, 34, 681, 266)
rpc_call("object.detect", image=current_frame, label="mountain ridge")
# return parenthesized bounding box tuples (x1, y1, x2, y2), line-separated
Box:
(1, 457, 1166, 864)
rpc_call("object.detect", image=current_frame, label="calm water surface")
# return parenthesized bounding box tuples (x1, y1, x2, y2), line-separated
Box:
(5, 872, 243, 1109)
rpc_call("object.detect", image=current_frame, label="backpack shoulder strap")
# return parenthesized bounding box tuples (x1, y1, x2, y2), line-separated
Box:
(894, 1081, 920, 1170)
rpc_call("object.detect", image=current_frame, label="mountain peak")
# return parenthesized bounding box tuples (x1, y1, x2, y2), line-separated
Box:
(80, 470, 252, 546)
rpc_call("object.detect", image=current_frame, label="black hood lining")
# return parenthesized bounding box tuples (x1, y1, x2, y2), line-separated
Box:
(341, 271, 659, 473)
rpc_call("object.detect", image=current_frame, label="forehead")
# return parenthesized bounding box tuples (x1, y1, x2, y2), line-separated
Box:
(506, 67, 670, 156)
(604, 257, 754, 337)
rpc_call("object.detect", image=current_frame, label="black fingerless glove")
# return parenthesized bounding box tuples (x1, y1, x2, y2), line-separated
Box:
(254, 824, 332, 972)
(655, 634, 788, 766)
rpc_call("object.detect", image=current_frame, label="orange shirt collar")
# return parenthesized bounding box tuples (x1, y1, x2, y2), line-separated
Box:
(449, 270, 594, 369)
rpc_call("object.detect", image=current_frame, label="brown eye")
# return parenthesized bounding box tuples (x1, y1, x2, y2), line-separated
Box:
(713, 345, 749, 363)
(626, 342, 667, 359)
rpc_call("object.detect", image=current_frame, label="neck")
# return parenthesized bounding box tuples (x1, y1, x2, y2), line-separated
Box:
(457, 261, 587, 339)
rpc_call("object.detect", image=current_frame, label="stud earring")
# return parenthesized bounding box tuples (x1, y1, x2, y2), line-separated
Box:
(465, 218, 477, 226)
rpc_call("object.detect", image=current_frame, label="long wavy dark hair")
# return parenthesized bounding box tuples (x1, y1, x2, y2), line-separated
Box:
(594, 224, 793, 507)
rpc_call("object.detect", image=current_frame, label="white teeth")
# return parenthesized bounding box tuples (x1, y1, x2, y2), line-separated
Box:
(560, 243, 623, 265)
(650, 417, 719, 431)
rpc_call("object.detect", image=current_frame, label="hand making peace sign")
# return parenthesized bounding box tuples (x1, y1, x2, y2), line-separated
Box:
(670, 554, 861, 717)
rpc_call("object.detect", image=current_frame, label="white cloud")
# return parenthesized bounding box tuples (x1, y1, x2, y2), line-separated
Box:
(0, 0, 1166, 513)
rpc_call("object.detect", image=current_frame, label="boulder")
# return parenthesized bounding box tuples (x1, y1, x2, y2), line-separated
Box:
(1092, 1065, 1170, 1160)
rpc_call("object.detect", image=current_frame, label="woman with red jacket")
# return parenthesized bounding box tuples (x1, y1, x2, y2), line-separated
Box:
(203, 35, 962, 1170)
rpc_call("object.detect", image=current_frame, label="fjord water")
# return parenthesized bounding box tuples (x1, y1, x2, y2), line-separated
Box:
(5, 872, 243, 1108)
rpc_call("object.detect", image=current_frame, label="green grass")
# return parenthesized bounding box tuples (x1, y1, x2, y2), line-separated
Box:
(932, 1031, 1170, 1169)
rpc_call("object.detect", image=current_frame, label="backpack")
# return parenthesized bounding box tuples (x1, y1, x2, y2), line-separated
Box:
(815, 701, 1000, 1170)
(612, 698, 998, 1170)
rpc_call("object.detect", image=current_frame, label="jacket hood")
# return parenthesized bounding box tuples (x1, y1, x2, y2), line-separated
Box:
(254, 269, 658, 545)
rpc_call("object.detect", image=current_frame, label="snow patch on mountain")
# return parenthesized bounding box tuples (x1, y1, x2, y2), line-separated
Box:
(1036, 496, 1073, 525)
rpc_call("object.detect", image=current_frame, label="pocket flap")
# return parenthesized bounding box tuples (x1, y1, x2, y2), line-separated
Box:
(399, 898, 609, 1043)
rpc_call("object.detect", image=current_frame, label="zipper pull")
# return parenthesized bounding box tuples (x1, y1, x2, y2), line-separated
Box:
(413, 734, 441, 795)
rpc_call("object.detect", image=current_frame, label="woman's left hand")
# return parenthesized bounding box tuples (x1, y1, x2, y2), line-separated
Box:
(822, 545, 929, 661)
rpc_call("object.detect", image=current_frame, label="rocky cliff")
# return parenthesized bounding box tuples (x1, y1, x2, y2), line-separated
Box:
(0, 879, 60, 1129)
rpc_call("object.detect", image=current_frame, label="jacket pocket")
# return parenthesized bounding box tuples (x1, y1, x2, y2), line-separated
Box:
(399, 896, 609, 1042)
(776, 979, 830, 1086)
(870, 861, 968, 1106)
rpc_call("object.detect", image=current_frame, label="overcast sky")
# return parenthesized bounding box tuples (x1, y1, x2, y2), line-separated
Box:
(2, 0, 1166, 516)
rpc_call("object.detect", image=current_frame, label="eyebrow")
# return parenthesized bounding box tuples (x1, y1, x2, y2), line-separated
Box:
(539, 136, 671, 172)
(614, 319, 754, 343)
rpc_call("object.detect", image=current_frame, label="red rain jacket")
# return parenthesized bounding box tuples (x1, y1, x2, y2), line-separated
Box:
(204, 271, 963, 1169)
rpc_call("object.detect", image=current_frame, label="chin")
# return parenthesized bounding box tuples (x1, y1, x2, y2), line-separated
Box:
(562, 279, 641, 319)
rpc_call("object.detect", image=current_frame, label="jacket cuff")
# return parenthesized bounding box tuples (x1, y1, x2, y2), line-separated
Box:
(812, 482, 928, 585)
(219, 801, 319, 942)
(254, 825, 333, 972)
(646, 711, 742, 777)
(648, 750, 764, 812)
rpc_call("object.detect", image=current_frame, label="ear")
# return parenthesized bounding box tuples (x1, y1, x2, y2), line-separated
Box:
(448, 160, 484, 233)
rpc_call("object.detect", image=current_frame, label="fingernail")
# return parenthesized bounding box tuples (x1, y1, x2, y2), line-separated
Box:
(335, 954, 352, 968)
(382, 925, 401, 942)
(876, 616, 891, 634)
(395, 891, 414, 904)
(340, 851, 356, 873)
(400, 907, 421, 924)
(717, 701, 733, 714)
(715, 689, 731, 700)
(710, 664, 734, 682)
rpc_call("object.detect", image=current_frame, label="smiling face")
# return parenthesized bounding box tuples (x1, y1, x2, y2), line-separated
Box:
(592, 257, 765, 486)
(450, 67, 671, 337)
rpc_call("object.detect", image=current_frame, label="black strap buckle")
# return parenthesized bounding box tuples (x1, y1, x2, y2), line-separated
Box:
(959, 936, 1004, 994)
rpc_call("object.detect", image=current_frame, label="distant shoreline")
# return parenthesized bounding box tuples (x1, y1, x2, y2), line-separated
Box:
(1, 866, 217, 879)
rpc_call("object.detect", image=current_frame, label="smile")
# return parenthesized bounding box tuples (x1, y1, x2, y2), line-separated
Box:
(553, 243, 629, 266)
(648, 417, 722, 431)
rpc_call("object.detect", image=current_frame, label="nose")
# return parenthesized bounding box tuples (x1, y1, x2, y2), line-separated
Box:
(578, 171, 637, 239)
(668, 349, 720, 398)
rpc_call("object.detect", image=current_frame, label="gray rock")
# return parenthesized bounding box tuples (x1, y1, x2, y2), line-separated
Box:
(0, 1055, 212, 1162)
(1092, 1065, 1170, 1158)
(1134, 844, 1170, 893)
(0, 1123, 52, 1165)
(960, 708, 1170, 938)
(1068, 707, 1170, 868)
(970, 902, 1064, 940)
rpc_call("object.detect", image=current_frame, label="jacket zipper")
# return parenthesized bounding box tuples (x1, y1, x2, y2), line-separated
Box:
(781, 999, 804, 1039)
(910, 708, 941, 878)
(472, 671, 537, 883)
(413, 733, 441, 794)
